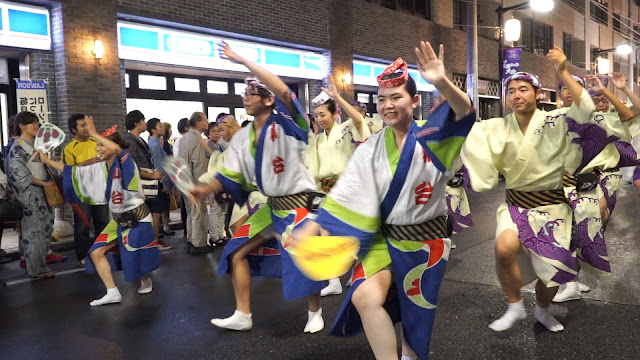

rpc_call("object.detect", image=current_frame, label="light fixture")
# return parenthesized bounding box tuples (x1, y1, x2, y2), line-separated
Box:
(616, 44, 632, 55)
(92, 39, 104, 64)
(529, 0, 554, 12)
(504, 18, 521, 42)
(344, 72, 352, 86)
(597, 57, 610, 75)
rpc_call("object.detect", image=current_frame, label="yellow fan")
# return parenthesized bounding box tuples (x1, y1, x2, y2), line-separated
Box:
(290, 236, 360, 281)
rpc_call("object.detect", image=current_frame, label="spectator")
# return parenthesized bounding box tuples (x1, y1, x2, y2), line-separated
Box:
(62, 113, 110, 267)
(162, 122, 173, 156)
(351, 101, 383, 133)
(122, 110, 171, 250)
(7, 112, 55, 279)
(205, 122, 225, 158)
(173, 118, 190, 158)
(179, 112, 211, 253)
(146, 118, 175, 239)
(204, 122, 228, 245)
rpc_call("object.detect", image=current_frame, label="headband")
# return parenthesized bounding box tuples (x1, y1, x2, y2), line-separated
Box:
(101, 125, 118, 137)
(376, 57, 409, 88)
(557, 75, 585, 92)
(244, 77, 273, 94)
(311, 91, 332, 107)
(505, 72, 541, 89)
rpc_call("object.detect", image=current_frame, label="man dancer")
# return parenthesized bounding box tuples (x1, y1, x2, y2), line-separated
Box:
(461, 47, 597, 332)
(192, 42, 324, 333)
(62, 113, 110, 267)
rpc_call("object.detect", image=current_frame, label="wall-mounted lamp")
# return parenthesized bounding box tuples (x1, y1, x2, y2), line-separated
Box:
(92, 39, 104, 64)
(343, 72, 352, 86)
(596, 57, 610, 75)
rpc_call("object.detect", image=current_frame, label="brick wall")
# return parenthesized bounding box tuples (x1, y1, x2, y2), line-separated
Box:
(116, 0, 331, 49)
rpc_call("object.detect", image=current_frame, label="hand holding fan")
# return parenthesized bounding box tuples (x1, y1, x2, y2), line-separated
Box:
(29, 123, 66, 162)
(163, 156, 199, 211)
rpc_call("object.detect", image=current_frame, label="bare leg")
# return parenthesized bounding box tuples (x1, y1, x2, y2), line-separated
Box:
(495, 229, 523, 303)
(306, 293, 321, 312)
(352, 269, 397, 360)
(162, 211, 170, 231)
(634, 179, 640, 197)
(535, 279, 558, 308)
(229, 234, 270, 314)
(89, 242, 118, 289)
(152, 213, 161, 240)
(400, 327, 417, 359)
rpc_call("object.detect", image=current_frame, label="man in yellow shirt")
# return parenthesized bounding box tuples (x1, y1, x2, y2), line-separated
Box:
(62, 113, 109, 267)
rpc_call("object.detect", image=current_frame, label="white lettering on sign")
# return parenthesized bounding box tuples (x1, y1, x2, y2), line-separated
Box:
(166, 35, 212, 56)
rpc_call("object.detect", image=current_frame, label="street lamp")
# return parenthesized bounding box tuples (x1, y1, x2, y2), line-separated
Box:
(592, 44, 633, 75)
(504, 18, 521, 42)
(497, 0, 555, 116)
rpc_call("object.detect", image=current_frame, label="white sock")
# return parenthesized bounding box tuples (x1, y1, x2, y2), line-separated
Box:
(534, 305, 564, 332)
(401, 355, 418, 360)
(90, 287, 122, 306)
(565, 281, 579, 292)
(308, 308, 322, 320)
(488, 300, 526, 331)
(211, 310, 252, 331)
(138, 278, 153, 294)
(304, 308, 324, 333)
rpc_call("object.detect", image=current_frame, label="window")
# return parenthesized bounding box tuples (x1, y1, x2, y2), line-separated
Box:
(365, 0, 430, 19)
(563, 33, 572, 63)
(533, 22, 553, 56)
(613, 12, 621, 32)
(590, 0, 608, 26)
(453, 0, 468, 30)
(234, 82, 247, 96)
(174, 78, 200, 92)
(138, 75, 167, 90)
(125, 73, 130, 88)
(520, 19, 532, 51)
(207, 80, 228, 94)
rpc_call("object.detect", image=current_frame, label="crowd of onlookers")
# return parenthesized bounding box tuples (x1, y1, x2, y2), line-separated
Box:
(0, 109, 238, 285)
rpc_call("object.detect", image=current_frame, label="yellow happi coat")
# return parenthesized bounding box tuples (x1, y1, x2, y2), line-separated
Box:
(461, 89, 596, 286)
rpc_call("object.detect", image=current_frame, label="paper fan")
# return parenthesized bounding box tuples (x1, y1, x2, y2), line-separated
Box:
(35, 123, 66, 153)
(163, 156, 195, 194)
(289, 235, 359, 281)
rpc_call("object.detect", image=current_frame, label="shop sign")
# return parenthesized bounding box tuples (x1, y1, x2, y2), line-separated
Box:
(0, 1, 50, 50)
(16, 80, 48, 123)
(352, 59, 435, 92)
(118, 21, 325, 80)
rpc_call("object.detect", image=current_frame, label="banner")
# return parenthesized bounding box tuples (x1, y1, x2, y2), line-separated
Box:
(502, 48, 522, 82)
(16, 80, 49, 123)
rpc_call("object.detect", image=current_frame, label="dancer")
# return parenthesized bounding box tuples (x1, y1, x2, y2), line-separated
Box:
(191, 42, 324, 333)
(40, 117, 161, 306)
(554, 74, 639, 301)
(306, 77, 371, 296)
(295, 42, 475, 360)
(460, 47, 596, 332)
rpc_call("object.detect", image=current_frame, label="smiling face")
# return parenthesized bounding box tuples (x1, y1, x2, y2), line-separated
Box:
(376, 84, 419, 128)
(313, 103, 336, 131)
(506, 80, 540, 115)
(96, 141, 115, 161)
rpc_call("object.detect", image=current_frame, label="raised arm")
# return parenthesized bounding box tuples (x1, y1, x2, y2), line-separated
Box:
(587, 75, 634, 121)
(219, 41, 296, 116)
(85, 116, 122, 158)
(612, 72, 640, 118)
(415, 42, 472, 120)
(321, 75, 365, 135)
(548, 46, 584, 107)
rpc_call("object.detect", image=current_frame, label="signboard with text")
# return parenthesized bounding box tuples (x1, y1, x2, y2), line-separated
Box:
(502, 48, 522, 82)
(16, 80, 49, 123)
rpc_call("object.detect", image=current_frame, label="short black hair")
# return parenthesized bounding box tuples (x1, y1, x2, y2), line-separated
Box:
(207, 122, 219, 133)
(125, 110, 145, 131)
(68, 113, 85, 134)
(177, 118, 190, 134)
(241, 120, 251, 128)
(216, 112, 229, 120)
(106, 131, 130, 149)
(16, 111, 39, 135)
(146, 118, 162, 135)
(189, 112, 205, 128)
(7, 114, 19, 137)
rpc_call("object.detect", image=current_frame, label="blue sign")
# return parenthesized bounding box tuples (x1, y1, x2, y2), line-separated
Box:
(118, 21, 326, 80)
(0, 2, 51, 50)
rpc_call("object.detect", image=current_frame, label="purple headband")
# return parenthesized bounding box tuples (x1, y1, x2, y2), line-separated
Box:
(505, 72, 541, 89)
(217, 114, 237, 125)
(244, 77, 273, 94)
(557, 75, 585, 92)
(587, 88, 603, 97)
(351, 101, 367, 112)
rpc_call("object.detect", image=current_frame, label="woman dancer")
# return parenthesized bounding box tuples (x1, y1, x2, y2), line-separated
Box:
(40, 116, 160, 306)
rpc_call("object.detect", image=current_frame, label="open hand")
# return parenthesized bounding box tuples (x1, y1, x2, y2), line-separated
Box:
(191, 184, 213, 200)
(84, 115, 97, 136)
(612, 72, 627, 89)
(586, 75, 606, 93)
(218, 41, 246, 65)
(321, 75, 340, 99)
(547, 46, 567, 73)
(415, 41, 446, 86)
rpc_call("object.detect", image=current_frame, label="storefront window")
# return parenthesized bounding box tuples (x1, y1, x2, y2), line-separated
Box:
(208, 107, 231, 120)
(174, 78, 200, 92)
(234, 82, 247, 95)
(125, 73, 130, 88)
(126, 98, 202, 140)
(138, 75, 167, 90)
(357, 93, 370, 103)
(207, 80, 228, 94)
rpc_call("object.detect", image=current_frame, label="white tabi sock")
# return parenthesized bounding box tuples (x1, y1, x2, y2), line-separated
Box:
(401, 355, 418, 360)
(138, 277, 153, 294)
(304, 308, 324, 333)
(210, 310, 252, 331)
(488, 300, 526, 331)
(90, 287, 122, 307)
(534, 305, 564, 332)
